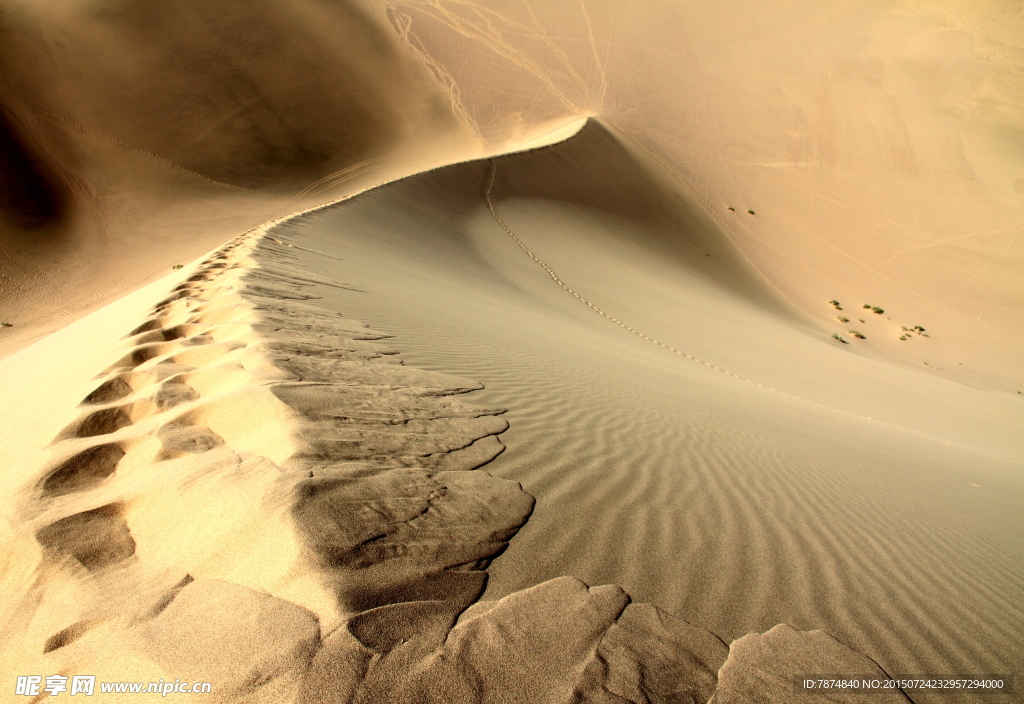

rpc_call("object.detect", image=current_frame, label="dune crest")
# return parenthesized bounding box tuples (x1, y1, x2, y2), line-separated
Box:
(0, 195, 915, 701)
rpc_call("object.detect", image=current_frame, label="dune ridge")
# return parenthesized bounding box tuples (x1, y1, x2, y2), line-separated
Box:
(0, 3, 1018, 702)
(0, 186, 921, 702)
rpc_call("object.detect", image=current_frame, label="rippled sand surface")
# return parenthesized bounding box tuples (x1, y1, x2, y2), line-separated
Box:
(285, 123, 1023, 701)
(1, 1, 1021, 700)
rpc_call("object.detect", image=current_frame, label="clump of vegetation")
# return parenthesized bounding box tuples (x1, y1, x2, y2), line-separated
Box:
(1, 322, 12, 328)
(871, 306, 884, 314)
(747, 210, 755, 215)
(836, 316, 849, 323)
(727, 207, 735, 211)
(831, 333, 847, 343)
(913, 326, 925, 332)
(899, 334, 909, 340)
(829, 300, 843, 310)
(849, 330, 866, 339)
(859, 318, 866, 323)
(863, 304, 871, 309)
(172, 264, 184, 270)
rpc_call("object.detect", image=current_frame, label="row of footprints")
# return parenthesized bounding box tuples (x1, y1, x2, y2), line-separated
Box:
(23, 226, 433, 655)
(30, 236, 263, 580)
(22, 222, 530, 697)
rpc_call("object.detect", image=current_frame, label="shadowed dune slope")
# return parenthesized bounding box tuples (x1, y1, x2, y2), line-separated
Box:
(0, 0, 480, 357)
(0, 0, 436, 191)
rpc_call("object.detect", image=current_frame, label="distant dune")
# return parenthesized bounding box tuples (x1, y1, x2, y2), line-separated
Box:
(0, 1, 1020, 703)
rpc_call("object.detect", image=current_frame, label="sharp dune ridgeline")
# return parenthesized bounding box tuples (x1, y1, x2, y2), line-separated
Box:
(0, 1, 1021, 703)
(3, 202, 912, 704)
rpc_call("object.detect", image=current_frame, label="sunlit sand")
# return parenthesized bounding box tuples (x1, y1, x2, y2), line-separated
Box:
(1, 2, 1020, 702)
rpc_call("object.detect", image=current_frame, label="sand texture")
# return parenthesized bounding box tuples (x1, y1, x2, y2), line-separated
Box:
(3, 201, 937, 702)
(1, 1, 1021, 703)
(264, 123, 1020, 703)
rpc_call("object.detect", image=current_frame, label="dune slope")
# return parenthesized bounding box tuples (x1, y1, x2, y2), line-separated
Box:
(285, 121, 1021, 702)
(5, 139, 957, 702)
(0, 0, 482, 357)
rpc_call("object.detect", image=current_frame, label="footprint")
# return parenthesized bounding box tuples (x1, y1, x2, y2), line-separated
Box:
(65, 406, 132, 439)
(40, 443, 125, 497)
(105, 343, 167, 373)
(154, 383, 199, 411)
(156, 421, 224, 459)
(36, 503, 136, 571)
(81, 376, 133, 405)
(130, 319, 163, 336)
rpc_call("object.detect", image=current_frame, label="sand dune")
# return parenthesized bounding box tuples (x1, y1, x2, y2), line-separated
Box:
(1, 122, 1017, 702)
(280, 122, 1021, 702)
(0, 0, 479, 356)
(0, 205, 921, 703)
(388, 0, 1023, 387)
(1, 1, 1020, 702)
